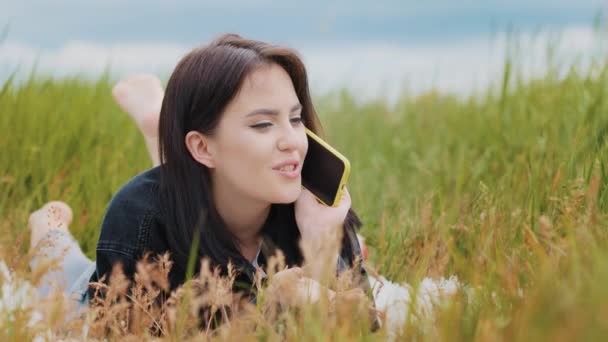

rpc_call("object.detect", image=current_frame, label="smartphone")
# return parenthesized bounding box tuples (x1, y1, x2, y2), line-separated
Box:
(301, 128, 351, 207)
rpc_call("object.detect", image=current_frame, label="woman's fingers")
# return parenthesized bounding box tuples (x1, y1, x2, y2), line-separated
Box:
(338, 186, 351, 209)
(273, 266, 303, 284)
(298, 186, 350, 208)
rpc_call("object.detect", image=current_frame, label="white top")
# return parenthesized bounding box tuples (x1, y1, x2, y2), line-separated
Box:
(251, 241, 267, 279)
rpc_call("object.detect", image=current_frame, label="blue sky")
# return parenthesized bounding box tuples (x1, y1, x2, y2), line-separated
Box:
(0, 1, 606, 99)
(2, 1, 604, 46)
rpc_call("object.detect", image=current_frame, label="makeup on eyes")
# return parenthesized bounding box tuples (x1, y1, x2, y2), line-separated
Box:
(249, 116, 302, 129)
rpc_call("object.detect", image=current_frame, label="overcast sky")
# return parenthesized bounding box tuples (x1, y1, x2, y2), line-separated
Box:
(1, 1, 606, 99)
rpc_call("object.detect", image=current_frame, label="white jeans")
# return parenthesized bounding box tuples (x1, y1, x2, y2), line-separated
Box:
(29, 229, 96, 314)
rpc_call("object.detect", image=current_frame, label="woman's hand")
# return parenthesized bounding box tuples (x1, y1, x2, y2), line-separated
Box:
(294, 187, 351, 244)
(266, 267, 335, 307)
(266, 266, 370, 316)
(294, 187, 351, 281)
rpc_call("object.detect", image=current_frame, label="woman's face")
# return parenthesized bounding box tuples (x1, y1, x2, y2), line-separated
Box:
(204, 63, 308, 204)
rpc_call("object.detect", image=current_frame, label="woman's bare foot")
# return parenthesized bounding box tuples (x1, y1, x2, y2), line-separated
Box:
(112, 74, 164, 166)
(112, 74, 164, 138)
(29, 201, 73, 252)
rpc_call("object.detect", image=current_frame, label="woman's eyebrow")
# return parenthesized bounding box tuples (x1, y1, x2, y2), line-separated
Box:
(246, 103, 302, 117)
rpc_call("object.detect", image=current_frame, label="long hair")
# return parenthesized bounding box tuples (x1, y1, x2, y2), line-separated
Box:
(158, 33, 362, 280)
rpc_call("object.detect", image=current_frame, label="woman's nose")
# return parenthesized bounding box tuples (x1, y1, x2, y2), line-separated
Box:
(277, 125, 300, 151)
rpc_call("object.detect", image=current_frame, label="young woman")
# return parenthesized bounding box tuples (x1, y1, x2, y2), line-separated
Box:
(29, 34, 376, 325)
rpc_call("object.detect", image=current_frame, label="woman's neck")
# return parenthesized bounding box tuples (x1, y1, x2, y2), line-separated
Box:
(211, 177, 270, 260)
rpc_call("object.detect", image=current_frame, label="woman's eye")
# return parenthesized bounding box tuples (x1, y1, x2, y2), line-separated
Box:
(250, 122, 272, 129)
(250, 117, 302, 129)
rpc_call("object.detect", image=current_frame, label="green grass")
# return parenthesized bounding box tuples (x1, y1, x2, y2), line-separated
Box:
(1, 51, 608, 340)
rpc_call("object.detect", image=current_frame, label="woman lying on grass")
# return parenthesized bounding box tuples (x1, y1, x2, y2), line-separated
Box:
(28, 33, 379, 331)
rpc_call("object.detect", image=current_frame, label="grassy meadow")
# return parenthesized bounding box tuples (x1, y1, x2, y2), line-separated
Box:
(1, 49, 608, 340)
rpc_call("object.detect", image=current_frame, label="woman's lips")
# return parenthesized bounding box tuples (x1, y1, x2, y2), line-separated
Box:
(274, 163, 301, 179)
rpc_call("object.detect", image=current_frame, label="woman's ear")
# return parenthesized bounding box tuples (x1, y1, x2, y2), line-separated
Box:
(185, 131, 216, 168)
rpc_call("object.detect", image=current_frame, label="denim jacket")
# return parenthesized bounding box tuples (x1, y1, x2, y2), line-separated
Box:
(88, 166, 378, 328)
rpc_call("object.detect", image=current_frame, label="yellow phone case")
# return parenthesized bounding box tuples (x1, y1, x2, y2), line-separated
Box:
(304, 128, 351, 207)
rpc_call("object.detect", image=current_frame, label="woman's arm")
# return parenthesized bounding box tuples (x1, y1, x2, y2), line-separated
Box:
(88, 171, 162, 299)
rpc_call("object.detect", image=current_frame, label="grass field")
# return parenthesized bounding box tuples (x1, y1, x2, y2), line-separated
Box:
(1, 48, 608, 340)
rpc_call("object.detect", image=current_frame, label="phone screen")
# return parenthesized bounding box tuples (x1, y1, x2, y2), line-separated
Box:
(301, 133, 346, 205)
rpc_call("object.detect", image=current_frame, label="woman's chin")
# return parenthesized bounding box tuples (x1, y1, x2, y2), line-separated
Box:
(271, 187, 302, 204)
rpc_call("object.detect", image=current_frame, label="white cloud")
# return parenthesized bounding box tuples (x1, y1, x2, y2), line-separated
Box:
(0, 41, 188, 79)
(302, 26, 604, 101)
(0, 26, 604, 102)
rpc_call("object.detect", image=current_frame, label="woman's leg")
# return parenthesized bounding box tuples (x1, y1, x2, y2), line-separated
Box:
(25, 78, 164, 313)
(29, 201, 95, 304)
(112, 74, 164, 167)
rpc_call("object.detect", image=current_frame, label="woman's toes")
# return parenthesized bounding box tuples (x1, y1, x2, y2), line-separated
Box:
(44, 201, 73, 226)
(29, 201, 73, 251)
(30, 202, 71, 250)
